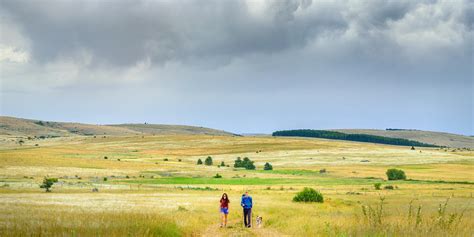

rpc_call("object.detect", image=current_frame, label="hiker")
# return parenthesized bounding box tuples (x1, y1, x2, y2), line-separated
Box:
(220, 193, 230, 227)
(241, 191, 253, 228)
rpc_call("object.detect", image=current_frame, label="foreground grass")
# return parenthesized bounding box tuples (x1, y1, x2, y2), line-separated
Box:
(0, 207, 183, 236)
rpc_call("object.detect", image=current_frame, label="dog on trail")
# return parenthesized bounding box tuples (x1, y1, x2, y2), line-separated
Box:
(256, 216, 263, 228)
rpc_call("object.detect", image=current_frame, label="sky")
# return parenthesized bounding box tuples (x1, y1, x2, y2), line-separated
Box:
(0, 0, 473, 135)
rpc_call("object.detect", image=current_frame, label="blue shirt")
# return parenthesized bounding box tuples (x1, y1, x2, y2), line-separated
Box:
(241, 195, 252, 209)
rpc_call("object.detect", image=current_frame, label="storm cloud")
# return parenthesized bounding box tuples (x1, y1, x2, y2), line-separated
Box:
(0, 0, 472, 135)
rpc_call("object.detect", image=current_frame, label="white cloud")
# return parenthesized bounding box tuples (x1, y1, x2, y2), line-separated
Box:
(0, 45, 29, 63)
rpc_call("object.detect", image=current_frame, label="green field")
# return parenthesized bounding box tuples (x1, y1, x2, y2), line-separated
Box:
(0, 134, 473, 236)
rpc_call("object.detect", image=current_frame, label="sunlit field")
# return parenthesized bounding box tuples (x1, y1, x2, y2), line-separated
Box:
(0, 135, 473, 236)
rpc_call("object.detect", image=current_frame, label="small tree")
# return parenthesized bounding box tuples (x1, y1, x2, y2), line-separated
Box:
(197, 159, 203, 165)
(205, 156, 213, 166)
(374, 183, 382, 190)
(40, 177, 58, 192)
(220, 161, 225, 167)
(293, 187, 324, 203)
(214, 173, 222, 178)
(243, 157, 255, 170)
(386, 168, 406, 180)
(263, 162, 273, 170)
(18, 140, 25, 146)
(234, 157, 243, 168)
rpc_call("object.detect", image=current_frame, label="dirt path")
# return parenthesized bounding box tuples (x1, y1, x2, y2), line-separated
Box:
(202, 219, 287, 237)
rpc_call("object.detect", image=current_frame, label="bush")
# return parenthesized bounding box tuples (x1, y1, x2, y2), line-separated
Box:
(243, 157, 255, 170)
(234, 157, 243, 168)
(205, 156, 213, 166)
(163, 158, 169, 161)
(293, 187, 324, 203)
(384, 185, 394, 190)
(213, 173, 222, 178)
(374, 183, 382, 190)
(263, 162, 273, 170)
(220, 161, 225, 167)
(234, 157, 255, 170)
(40, 177, 58, 192)
(103, 177, 108, 182)
(197, 159, 203, 165)
(386, 168, 406, 180)
(319, 168, 326, 173)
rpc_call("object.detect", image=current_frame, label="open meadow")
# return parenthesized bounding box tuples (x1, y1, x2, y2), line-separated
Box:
(0, 135, 473, 236)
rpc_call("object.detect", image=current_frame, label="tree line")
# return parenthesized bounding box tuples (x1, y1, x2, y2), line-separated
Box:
(272, 129, 438, 147)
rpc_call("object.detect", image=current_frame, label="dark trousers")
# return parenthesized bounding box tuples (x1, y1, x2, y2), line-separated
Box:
(243, 208, 252, 227)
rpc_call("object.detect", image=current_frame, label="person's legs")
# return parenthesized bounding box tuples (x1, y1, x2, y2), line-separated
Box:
(220, 212, 224, 227)
(224, 213, 228, 227)
(243, 208, 249, 227)
(244, 208, 252, 227)
(249, 209, 252, 227)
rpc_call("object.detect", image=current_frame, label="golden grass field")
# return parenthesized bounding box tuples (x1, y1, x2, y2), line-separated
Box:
(0, 134, 473, 236)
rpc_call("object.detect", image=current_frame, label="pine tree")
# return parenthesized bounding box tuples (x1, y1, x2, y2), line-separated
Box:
(204, 156, 213, 166)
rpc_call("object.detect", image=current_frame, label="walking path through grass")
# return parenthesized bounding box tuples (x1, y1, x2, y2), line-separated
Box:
(203, 219, 286, 236)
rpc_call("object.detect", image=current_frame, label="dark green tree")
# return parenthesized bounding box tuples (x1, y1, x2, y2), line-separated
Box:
(234, 157, 243, 168)
(40, 177, 58, 192)
(386, 168, 406, 180)
(242, 157, 255, 170)
(204, 156, 213, 166)
(197, 159, 203, 165)
(220, 161, 225, 167)
(263, 162, 273, 170)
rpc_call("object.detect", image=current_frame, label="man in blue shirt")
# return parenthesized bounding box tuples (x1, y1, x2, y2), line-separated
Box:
(241, 191, 253, 227)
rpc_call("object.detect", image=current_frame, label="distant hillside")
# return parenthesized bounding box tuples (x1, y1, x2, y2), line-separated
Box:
(273, 129, 438, 147)
(110, 124, 234, 136)
(332, 129, 474, 149)
(0, 116, 235, 137)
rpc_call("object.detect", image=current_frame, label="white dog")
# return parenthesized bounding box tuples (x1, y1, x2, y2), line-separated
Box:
(256, 216, 263, 228)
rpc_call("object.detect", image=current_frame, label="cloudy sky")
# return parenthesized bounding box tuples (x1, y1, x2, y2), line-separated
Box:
(0, 0, 472, 135)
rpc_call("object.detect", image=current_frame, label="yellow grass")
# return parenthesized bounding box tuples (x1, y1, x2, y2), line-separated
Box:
(0, 135, 473, 236)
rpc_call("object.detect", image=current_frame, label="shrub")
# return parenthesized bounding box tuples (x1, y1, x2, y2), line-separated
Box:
(234, 157, 243, 168)
(386, 168, 406, 180)
(197, 159, 203, 165)
(214, 173, 222, 178)
(243, 157, 255, 170)
(234, 157, 255, 170)
(40, 177, 58, 192)
(264, 162, 273, 170)
(293, 187, 324, 203)
(104, 156, 108, 159)
(319, 168, 326, 173)
(103, 177, 108, 182)
(205, 156, 213, 166)
(374, 183, 382, 190)
(163, 158, 169, 161)
(220, 161, 225, 167)
(384, 185, 394, 190)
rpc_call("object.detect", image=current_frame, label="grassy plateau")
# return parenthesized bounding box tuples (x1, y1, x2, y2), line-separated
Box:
(0, 134, 472, 236)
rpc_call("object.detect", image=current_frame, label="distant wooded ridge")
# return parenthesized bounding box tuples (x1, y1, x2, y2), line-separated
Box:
(385, 128, 418, 131)
(272, 129, 439, 147)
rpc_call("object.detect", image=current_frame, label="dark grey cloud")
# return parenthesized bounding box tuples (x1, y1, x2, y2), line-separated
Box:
(0, 0, 472, 135)
(1, 0, 436, 67)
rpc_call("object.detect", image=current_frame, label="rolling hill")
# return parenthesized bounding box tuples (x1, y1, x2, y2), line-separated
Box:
(332, 129, 473, 148)
(0, 116, 235, 137)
